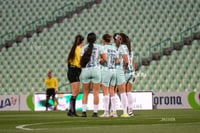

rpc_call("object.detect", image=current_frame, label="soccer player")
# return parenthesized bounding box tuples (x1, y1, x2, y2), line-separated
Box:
(100, 34, 118, 117)
(120, 33, 136, 117)
(113, 33, 130, 117)
(44, 71, 58, 111)
(67, 35, 84, 117)
(80, 32, 106, 117)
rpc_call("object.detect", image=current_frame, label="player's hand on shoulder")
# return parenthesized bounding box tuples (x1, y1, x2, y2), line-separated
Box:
(133, 77, 136, 82)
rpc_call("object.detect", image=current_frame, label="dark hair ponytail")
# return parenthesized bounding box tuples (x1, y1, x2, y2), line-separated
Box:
(80, 33, 96, 67)
(67, 35, 84, 63)
(126, 36, 131, 55)
(120, 33, 131, 54)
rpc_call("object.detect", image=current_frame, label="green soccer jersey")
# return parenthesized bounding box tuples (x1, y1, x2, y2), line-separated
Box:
(80, 43, 104, 69)
(102, 44, 117, 69)
(125, 51, 134, 74)
(117, 44, 129, 69)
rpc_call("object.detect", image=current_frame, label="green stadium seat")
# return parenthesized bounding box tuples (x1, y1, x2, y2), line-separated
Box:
(0, 0, 200, 94)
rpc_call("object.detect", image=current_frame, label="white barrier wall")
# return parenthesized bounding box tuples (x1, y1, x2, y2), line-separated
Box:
(0, 95, 19, 111)
(131, 92, 153, 110)
(1, 91, 199, 111)
(34, 92, 153, 111)
(153, 92, 200, 109)
(20, 94, 34, 111)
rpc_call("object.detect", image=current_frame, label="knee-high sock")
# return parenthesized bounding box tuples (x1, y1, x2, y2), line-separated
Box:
(46, 100, 48, 110)
(72, 96, 77, 113)
(82, 104, 87, 112)
(93, 105, 98, 113)
(120, 93, 128, 114)
(103, 95, 109, 113)
(69, 96, 76, 113)
(111, 96, 116, 112)
(127, 92, 133, 111)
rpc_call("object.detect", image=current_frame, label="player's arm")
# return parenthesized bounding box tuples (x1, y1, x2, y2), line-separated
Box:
(115, 57, 120, 64)
(132, 57, 135, 70)
(132, 57, 136, 82)
(122, 54, 128, 70)
(55, 78, 58, 93)
(100, 45, 107, 64)
(100, 53, 107, 64)
(115, 50, 120, 65)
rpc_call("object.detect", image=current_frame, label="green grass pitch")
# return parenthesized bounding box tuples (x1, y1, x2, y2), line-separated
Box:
(0, 109, 200, 133)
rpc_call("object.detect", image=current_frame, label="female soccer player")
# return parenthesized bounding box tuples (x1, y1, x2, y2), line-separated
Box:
(80, 32, 106, 117)
(120, 33, 136, 117)
(67, 35, 84, 117)
(114, 33, 130, 117)
(100, 34, 118, 117)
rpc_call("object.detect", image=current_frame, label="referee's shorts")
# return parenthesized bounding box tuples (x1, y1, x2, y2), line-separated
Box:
(46, 88, 55, 97)
(67, 64, 82, 83)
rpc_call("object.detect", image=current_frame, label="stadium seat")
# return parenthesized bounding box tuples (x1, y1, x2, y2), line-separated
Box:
(0, 0, 199, 94)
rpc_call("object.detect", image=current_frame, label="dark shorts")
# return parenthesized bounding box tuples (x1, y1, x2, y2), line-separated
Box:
(46, 88, 55, 97)
(67, 64, 82, 83)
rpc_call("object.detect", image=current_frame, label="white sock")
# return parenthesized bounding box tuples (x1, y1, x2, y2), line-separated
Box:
(120, 93, 128, 114)
(103, 95, 109, 113)
(82, 104, 87, 112)
(127, 92, 133, 112)
(93, 104, 98, 113)
(111, 96, 116, 113)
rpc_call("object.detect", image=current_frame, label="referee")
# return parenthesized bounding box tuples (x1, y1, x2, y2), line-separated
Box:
(44, 71, 58, 111)
(67, 35, 84, 117)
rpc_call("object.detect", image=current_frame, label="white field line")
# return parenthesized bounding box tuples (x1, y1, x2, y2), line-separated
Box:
(16, 120, 200, 131)
(16, 120, 72, 131)
(16, 123, 46, 131)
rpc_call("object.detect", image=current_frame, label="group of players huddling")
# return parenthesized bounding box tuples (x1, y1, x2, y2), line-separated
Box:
(67, 32, 135, 118)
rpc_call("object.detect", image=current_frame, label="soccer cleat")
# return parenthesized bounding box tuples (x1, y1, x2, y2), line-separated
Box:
(67, 110, 74, 117)
(67, 111, 72, 116)
(67, 111, 79, 117)
(128, 111, 134, 117)
(82, 112, 87, 117)
(121, 113, 130, 118)
(100, 113, 110, 117)
(110, 112, 118, 117)
(112, 112, 118, 117)
(74, 113, 79, 117)
(92, 112, 98, 117)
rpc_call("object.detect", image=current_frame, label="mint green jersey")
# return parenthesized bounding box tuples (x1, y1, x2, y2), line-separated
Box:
(116, 44, 129, 69)
(80, 43, 104, 69)
(125, 51, 135, 74)
(125, 51, 135, 84)
(102, 44, 117, 69)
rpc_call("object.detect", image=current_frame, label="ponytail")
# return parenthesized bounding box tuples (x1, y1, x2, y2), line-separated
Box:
(80, 43, 93, 67)
(126, 36, 131, 55)
(120, 33, 131, 54)
(67, 35, 84, 63)
(80, 33, 96, 68)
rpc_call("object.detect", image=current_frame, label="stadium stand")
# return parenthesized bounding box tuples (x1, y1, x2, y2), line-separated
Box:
(0, 0, 199, 94)
(0, 0, 97, 48)
(134, 40, 200, 92)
